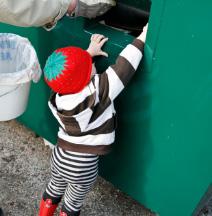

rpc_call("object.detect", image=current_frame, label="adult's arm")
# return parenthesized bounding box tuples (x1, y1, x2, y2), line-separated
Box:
(0, 0, 71, 27)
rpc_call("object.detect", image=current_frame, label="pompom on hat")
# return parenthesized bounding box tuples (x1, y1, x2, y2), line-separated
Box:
(44, 46, 92, 94)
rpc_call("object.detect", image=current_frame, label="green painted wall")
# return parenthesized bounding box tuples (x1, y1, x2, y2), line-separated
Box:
(0, 1, 212, 216)
(143, 1, 212, 215)
(140, 0, 211, 215)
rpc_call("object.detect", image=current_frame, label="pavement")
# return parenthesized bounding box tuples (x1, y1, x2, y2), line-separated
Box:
(0, 120, 155, 216)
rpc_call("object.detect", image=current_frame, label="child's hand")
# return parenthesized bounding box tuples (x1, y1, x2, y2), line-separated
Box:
(137, 23, 148, 43)
(87, 34, 108, 57)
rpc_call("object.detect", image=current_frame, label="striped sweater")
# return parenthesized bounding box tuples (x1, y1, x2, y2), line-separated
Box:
(49, 39, 144, 155)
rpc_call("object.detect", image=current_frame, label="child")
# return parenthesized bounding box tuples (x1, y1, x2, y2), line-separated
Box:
(0, 0, 116, 30)
(38, 24, 148, 216)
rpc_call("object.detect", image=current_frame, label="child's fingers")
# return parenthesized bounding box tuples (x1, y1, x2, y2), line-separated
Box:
(92, 34, 105, 43)
(96, 35, 105, 43)
(99, 51, 108, 57)
(91, 34, 99, 41)
(99, 37, 108, 46)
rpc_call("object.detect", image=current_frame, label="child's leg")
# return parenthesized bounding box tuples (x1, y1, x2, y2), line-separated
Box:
(44, 165, 68, 202)
(38, 147, 68, 216)
(61, 183, 95, 215)
(53, 147, 99, 216)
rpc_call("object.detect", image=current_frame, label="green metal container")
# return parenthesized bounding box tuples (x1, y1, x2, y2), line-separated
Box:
(0, 0, 212, 215)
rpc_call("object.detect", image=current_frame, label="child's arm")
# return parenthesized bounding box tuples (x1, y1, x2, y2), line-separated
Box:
(99, 24, 148, 101)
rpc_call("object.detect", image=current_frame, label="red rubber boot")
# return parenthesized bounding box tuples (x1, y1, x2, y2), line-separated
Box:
(38, 199, 58, 216)
(59, 209, 80, 216)
(59, 211, 68, 216)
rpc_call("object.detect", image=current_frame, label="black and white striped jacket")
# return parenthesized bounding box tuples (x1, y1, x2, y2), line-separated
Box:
(49, 39, 144, 155)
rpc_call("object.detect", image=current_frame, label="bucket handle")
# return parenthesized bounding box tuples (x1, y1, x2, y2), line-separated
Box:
(0, 85, 21, 98)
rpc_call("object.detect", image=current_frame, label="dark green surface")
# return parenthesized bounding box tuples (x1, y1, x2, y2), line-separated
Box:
(118, 0, 151, 11)
(148, 1, 212, 215)
(0, 1, 212, 216)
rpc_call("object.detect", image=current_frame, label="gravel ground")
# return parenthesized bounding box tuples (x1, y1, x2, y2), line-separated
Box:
(0, 120, 154, 216)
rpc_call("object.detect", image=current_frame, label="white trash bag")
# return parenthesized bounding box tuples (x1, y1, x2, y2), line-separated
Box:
(0, 33, 41, 121)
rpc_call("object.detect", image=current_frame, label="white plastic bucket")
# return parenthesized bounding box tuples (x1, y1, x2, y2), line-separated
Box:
(0, 33, 41, 121)
(0, 82, 31, 121)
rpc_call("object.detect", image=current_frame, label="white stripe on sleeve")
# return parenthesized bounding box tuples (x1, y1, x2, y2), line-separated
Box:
(120, 44, 142, 70)
(106, 67, 124, 101)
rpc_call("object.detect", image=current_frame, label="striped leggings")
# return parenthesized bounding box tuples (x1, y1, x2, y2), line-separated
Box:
(44, 146, 99, 214)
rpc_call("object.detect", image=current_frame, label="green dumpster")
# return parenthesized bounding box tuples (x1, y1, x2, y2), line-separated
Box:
(0, 0, 212, 215)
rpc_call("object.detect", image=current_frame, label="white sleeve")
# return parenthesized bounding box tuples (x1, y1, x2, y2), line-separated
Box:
(0, 0, 70, 27)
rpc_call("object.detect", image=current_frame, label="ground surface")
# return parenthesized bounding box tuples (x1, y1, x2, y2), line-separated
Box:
(0, 120, 154, 216)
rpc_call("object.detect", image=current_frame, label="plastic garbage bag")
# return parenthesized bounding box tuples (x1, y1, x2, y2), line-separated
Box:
(0, 33, 41, 121)
(0, 33, 41, 85)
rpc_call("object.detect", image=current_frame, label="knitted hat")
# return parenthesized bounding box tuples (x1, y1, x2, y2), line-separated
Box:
(44, 46, 92, 94)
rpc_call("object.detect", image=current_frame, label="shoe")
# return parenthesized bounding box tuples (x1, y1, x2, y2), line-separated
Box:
(38, 198, 58, 216)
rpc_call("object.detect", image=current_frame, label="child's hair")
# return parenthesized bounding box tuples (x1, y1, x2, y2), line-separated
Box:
(44, 47, 92, 94)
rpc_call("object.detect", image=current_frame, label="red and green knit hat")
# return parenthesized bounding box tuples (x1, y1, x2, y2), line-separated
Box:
(44, 46, 92, 94)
